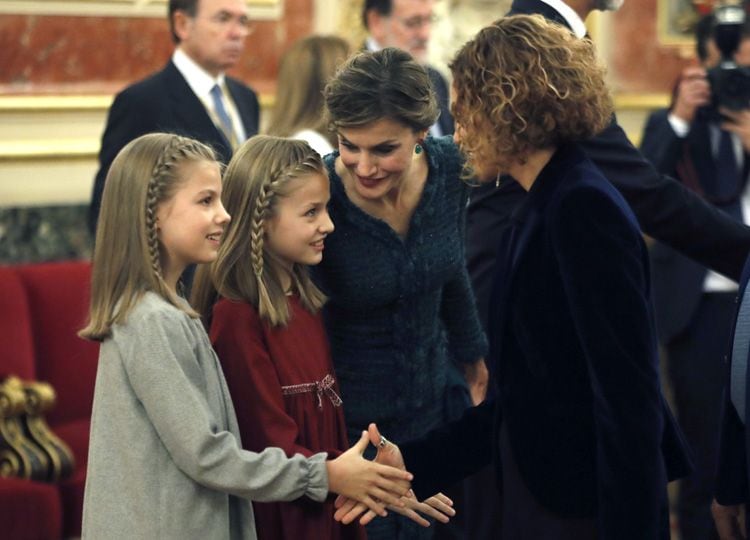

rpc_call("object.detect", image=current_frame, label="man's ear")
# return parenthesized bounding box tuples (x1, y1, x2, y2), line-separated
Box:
(367, 10, 387, 44)
(172, 10, 192, 43)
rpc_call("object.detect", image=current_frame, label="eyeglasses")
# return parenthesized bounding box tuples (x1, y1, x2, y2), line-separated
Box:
(209, 12, 254, 33)
(395, 14, 438, 30)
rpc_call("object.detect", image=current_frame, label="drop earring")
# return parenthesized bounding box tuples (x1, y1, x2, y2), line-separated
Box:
(414, 143, 423, 155)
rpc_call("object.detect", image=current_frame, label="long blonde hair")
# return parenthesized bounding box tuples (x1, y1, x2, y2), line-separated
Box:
(266, 35, 350, 147)
(79, 133, 218, 341)
(192, 135, 327, 327)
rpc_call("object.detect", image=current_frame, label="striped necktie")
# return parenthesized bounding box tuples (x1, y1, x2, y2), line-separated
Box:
(210, 84, 236, 148)
(716, 128, 743, 220)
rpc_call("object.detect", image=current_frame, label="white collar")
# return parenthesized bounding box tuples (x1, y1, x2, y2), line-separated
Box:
(539, 0, 587, 38)
(172, 48, 225, 99)
(365, 36, 382, 52)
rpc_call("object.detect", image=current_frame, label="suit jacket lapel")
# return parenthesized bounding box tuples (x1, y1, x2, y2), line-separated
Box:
(226, 78, 256, 140)
(508, 0, 572, 29)
(688, 118, 716, 195)
(487, 193, 540, 366)
(163, 62, 233, 155)
(488, 146, 578, 364)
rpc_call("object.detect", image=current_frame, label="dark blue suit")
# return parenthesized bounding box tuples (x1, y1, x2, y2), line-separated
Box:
(426, 66, 454, 136)
(402, 144, 692, 539)
(641, 108, 747, 539)
(89, 60, 260, 234)
(642, 109, 748, 344)
(715, 256, 750, 518)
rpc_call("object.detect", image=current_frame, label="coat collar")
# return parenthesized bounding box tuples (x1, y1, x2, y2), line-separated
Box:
(487, 144, 586, 358)
(162, 61, 233, 159)
(509, 0, 574, 31)
(509, 143, 585, 226)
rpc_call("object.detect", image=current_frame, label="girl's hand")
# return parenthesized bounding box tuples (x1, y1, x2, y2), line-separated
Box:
(333, 423, 455, 527)
(326, 430, 412, 517)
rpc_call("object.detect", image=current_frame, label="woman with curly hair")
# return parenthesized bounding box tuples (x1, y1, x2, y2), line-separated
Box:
(336, 14, 692, 539)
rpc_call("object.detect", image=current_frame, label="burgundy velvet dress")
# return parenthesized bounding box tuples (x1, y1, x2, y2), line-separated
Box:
(210, 295, 366, 540)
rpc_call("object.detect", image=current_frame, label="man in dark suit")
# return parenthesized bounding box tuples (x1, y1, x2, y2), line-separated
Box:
(89, 0, 260, 235)
(712, 250, 750, 539)
(362, 0, 453, 136)
(640, 14, 750, 539)
(467, 0, 750, 331)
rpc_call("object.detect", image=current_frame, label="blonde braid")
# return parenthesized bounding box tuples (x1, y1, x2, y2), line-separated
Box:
(144, 135, 185, 282)
(249, 173, 287, 278)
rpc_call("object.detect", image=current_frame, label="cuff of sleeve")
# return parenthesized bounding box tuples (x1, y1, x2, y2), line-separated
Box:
(453, 339, 489, 365)
(715, 491, 747, 506)
(304, 452, 329, 502)
(667, 113, 690, 138)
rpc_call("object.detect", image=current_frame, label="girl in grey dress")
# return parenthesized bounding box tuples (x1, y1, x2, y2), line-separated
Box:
(78, 133, 412, 539)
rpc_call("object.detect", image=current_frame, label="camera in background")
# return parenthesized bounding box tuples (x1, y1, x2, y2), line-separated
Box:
(708, 2, 750, 113)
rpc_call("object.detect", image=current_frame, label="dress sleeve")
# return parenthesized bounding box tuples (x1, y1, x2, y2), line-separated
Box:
(211, 301, 343, 459)
(120, 305, 329, 503)
(440, 181, 489, 364)
(550, 186, 665, 538)
(401, 398, 496, 499)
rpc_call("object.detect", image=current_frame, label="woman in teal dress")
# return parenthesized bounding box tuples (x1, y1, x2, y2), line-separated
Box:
(315, 47, 488, 539)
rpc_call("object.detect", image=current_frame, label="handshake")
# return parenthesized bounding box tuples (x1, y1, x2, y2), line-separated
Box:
(326, 423, 455, 528)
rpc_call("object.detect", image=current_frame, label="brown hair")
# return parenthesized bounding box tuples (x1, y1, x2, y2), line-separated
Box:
(324, 47, 438, 132)
(449, 15, 613, 175)
(191, 135, 327, 327)
(168, 0, 199, 44)
(80, 133, 218, 341)
(266, 35, 350, 148)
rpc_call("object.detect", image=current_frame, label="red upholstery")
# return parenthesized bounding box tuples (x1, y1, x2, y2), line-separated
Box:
(0, 478, 62, 540)
(16, 262, 98, 428)
(0, 261, 96, 538)
(0, 266, 36, 380)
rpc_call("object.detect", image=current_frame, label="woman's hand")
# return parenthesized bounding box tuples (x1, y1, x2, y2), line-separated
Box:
(385, 490, 455, 527)
(326, 430, 412, 517)
(711, 499, 745, 540)
(333, 423, 455, 527)
(464, 358, 489, 405)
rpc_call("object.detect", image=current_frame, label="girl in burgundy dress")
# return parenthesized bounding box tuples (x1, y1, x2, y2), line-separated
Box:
(192, 136, 452, 539)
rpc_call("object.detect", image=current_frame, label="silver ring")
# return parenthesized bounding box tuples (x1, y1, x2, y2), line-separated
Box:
(378, 435, 388, 448)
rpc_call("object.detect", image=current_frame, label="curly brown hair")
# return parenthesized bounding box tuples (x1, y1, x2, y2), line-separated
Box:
(449, 14, 613, 177)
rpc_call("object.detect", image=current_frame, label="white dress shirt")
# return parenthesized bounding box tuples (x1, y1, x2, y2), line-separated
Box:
(172, 48, 247, 142)
(539, 0, 588, 38)
(667, 113, 745, 290)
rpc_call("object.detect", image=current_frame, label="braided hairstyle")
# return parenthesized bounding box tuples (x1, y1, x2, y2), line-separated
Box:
(192, 135, 327, 327)
(80, 133, 217, 341)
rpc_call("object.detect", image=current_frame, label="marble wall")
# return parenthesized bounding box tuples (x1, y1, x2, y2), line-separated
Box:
(0, 0, 314, 264)
(0, 0, 313, 95)
(610, 0, 694, 93)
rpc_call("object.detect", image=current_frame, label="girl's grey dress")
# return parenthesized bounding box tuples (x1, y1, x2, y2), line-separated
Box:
(82, 292, 328, 539)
